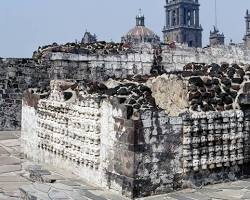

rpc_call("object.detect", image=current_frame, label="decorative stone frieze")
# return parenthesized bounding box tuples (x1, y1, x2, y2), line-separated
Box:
(36, 82, 102, 170)
(182, 111, 245, 173)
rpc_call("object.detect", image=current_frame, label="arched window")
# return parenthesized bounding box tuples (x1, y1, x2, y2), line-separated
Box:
(172, 10, 176, 26)
(193, 10, 196, 25)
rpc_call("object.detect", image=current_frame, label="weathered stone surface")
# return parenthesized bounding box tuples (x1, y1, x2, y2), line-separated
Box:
(147, 74, 188, 116)
(0, 165, 21, 174)
(0, 147, 9, 155)
(0, 139, 20, 147)
(0, 131, 128, 200)
(0, 156, 20, 166)
(21, 74, 250, 199)
(0, 132, 19, 140)
(0, 176, 28, 182)
(1, 43, 250, 131)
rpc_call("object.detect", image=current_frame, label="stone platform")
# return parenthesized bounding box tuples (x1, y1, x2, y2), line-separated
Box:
(1, 131, 250, 200)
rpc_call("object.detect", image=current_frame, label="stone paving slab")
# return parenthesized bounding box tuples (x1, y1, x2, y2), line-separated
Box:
(0, 139, 20, 147)
(0, 175, 29, 182)
(0, 147, 9, 155)
(0, 156, 21, 166)
(0, 132, 19, 140)
(0, 165, 21, 174)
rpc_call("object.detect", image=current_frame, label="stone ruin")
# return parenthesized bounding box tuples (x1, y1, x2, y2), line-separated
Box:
(21, 61, 250, 198)
(33, 41, 136, 61)
(0, 40, 249, 198)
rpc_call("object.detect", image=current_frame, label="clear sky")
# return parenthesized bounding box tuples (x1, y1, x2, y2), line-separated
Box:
(0, 0, 249, 58)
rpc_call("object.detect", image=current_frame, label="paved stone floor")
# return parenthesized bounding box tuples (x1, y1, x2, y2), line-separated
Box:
(1, 131, 250, 200)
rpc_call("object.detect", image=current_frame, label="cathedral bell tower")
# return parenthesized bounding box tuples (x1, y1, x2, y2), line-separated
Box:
(244, 9, 250, 47)
(163, 0, 203, 47)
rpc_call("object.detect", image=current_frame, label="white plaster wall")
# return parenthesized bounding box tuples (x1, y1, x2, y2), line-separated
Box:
(162, 45, 250, 71)
(21, 97, 105, 186)
(21, 103, 40, 162)
(50, 45, 250, 74)
(21, 96, 131, 189)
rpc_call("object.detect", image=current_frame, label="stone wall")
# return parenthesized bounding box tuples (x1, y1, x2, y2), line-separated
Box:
(181, 110, 250, 187)
(133, 110, 183, 197)
(21, 76, 250, 199)
(22, 80, 105, 184)
(22, 91, 250, 199)
(21, 80, 158, 198)
(161, 44, 250, 71)
(100, 98, 136, 197)
(130, 109, 250, 198)
(47, 44, 250, 75)
(0, 58, 50, 130)
(1, 44, 250, 131)
(49, 52, 154, 81)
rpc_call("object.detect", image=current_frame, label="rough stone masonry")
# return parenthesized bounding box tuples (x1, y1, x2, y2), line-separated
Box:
(0, 41, 248, 198)
(1, 42, 250, 131)
(21, 60, 250, 199)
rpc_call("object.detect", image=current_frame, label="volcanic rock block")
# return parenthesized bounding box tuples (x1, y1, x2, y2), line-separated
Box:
(182, 63, 250, 112)
(189, 76, 204, 87)
(221, 77, 231, 86)
(243, 82, 250, 93)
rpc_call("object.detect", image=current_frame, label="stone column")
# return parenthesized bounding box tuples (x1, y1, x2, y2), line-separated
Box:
(166, 8, 169, 28)
(246, 19, 250, 33)
(177, 8, 180, 25)
(168, 10, 171, 27)
(179, 7, 184, 26)
(169, 9, 172, 27)
(195, 9, 200, 27)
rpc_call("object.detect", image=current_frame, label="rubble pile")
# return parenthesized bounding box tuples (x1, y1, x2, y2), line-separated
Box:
(183, 63, 250, 112)
(33, 41, 135, 60)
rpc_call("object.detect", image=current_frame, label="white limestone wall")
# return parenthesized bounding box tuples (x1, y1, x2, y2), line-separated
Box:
(50, 52, 154, 76)
(21, 102, 40, 162)
(36, 98, 103, 185)
(162, 45, 250, 71)
(21, 94, 105, 185)
(21, 91, 130, 189)
(49, 45, 250, 74)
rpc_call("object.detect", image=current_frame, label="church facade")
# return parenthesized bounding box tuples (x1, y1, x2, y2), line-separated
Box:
(163, 0, 203, 47)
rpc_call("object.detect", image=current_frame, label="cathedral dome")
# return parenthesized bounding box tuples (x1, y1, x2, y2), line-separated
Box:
(121, 12, 160, 45)
(126, 26, 157, 39)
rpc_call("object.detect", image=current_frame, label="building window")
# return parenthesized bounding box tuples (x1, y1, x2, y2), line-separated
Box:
(172, 10, 176, 26)
(167, 11, 170, 26)
(188, 41, 193, 47)
(183, 8, 186, 25)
